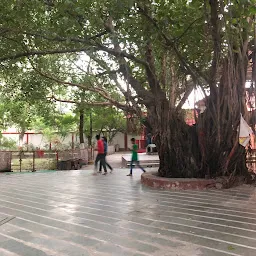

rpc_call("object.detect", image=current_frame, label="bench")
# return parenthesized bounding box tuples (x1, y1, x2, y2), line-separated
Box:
(57, 159, 82, 170)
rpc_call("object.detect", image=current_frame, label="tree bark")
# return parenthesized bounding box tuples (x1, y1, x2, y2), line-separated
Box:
(198, 54, 248, 178)
(147, 96, 200, 178)
(88, 112, 93, 147)
(79, 109, 84, 144)
(144, 50, 249, 180)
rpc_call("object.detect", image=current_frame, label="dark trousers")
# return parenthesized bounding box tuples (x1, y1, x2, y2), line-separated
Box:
(95, 154, 107, 173)
(130, 160, 145, 175)
(99, 153, 112, 172)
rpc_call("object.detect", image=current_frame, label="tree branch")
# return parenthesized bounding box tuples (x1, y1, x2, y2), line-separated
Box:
(21, 29, 106, 44)
(48, 96, 78, 104)
(96, 69, 120, 77)
(95, 43, 150, 68)
(176, 80, 195, 111)
(48, 95, 112, 106)
(100, 17, 154, 101)
(175, 17, 204, 42)
(1, 27, 150, 69)
(83, 51, 152, 107)
(145, 41, 161, 92)
(137, 5, 209, 84)
(0, 47, 89, 62)
(32, 65, 135, 112)
(209, 0, 221, 93)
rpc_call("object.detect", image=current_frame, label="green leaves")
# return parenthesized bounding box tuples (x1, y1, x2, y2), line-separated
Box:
(249, 6, 256, 15)
(81, 106, 126, 142)
(0, 133, 17, 150)
(31, 112, 77, 139)
(0, 0, 255, 124)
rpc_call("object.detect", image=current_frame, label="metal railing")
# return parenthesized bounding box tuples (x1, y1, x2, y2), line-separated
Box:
(0, 148, 90, 172)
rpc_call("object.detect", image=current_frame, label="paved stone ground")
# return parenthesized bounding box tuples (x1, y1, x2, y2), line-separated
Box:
(0, 154, 256, 256)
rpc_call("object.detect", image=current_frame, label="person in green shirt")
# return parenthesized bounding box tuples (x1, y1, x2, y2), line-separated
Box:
(127, 138, 146, 176)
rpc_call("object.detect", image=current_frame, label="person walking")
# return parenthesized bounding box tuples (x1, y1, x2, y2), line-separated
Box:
(147, 132, 152, 146)
(94, 135, 107, 175)
(127, 138, 146, 176)
(99, 136, 113, 173)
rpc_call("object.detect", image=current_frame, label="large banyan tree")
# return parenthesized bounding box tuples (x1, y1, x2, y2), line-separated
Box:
(1, 0, 256, 178)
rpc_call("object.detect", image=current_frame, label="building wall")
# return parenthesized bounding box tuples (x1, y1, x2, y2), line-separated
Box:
(111, 132, 125, 149)
(1, 131, 142, 151)
(29, 134, 46, 148)
(111, 132, 142, 150)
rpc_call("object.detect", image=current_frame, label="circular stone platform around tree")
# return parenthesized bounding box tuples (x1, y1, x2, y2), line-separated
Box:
(141, 172, 216, 190)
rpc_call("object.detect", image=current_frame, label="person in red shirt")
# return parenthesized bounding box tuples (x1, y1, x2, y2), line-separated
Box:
(99, 136, 113, 173)
(94, 135, 107, 175)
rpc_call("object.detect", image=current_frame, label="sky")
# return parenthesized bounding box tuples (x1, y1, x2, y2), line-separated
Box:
(182, 87, 208, 109)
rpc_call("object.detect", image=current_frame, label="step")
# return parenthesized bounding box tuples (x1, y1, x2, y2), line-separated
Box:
(122, 163, 160, 168)
(126, 162, 159, 168)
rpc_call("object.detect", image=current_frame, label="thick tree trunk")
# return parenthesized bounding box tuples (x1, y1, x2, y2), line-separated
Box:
(146, 54, 248, 179)
(19, 127, 26, 149)
(198, 57, 248, 178)
(148, 99, 200, 178)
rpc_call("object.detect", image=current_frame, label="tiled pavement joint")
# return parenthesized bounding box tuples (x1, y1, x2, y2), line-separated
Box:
(0, 168, 256, 255)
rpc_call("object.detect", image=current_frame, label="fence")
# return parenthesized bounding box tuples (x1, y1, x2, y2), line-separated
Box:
(0, 145, 120, 172)
(11, 151, 58, 172)
(57, 148, 89, 170)
(0, 148, 90, 172)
